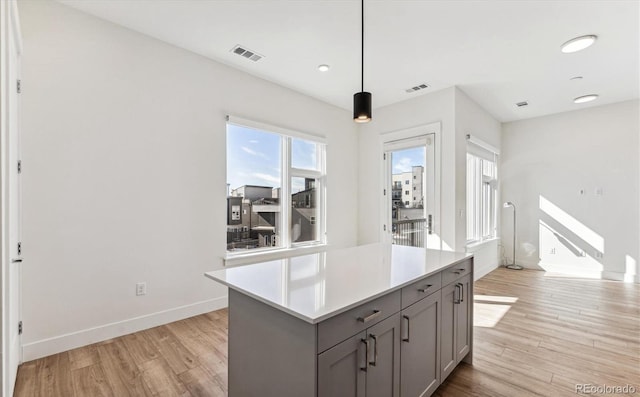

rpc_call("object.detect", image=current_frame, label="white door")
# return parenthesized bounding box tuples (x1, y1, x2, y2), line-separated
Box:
(3, 0, 23, 394)
(383, 134, 438, 249)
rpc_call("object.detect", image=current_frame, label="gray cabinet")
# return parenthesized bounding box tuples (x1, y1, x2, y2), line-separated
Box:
(223, 257, 473, 397)
(365, 313, 401, 397)
(400, 292, 441, 397)
(318, 313, 401, 397)
(318, 332, 367, 397)
(440, 271, 473, 382)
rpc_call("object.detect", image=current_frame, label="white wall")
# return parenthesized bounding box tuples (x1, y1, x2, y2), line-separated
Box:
(454, 88, 502, 279)
(19, 0, 359, 360)
(501, 100, 640, 281)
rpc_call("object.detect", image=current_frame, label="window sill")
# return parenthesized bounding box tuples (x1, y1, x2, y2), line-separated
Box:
(224, 243, 329, 268)
(466, 237, 499, 250)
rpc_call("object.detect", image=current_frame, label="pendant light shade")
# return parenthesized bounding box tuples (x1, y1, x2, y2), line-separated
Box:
(353, 0, 372, 123)
(353, 91, 371, 122)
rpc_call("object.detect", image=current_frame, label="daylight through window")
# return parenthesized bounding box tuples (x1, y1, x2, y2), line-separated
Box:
(226, 118, 326, 254)
(466, 144, 498, 244)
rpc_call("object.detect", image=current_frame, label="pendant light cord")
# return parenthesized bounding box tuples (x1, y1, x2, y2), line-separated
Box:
(361, 0, 364, 92)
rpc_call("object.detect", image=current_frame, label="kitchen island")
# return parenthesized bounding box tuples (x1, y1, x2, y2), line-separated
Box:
(205, 243, 473, 397)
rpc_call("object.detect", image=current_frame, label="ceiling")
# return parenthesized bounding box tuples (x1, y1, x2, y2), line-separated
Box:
(56, 0, 639, 122)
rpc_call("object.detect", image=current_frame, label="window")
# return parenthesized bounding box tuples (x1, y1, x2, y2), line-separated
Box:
(405, 180, 409, 185)
(466, 149, 497, 244)
(405, 201, 409, 206)
(226, 117, 326, 254)
(405, 190, 409, 195)
(413, 186, 416, 191)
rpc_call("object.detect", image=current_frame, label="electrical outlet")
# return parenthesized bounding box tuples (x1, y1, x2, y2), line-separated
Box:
(550, 248, 556, 254)
(136, 282, 147, 296)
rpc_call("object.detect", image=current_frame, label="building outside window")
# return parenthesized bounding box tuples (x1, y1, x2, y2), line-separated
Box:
(226, 117, 326, 254)
(466, 144, 498, 244)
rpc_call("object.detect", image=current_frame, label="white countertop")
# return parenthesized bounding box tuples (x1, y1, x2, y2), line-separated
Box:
(205, 243, 472, 324)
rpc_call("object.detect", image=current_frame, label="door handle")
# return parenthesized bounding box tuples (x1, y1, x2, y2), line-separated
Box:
(11, 258, 22, 263)
(402, 315, 410, 342)
(368, 334, 378, 366)
(360, 338, 369, 372)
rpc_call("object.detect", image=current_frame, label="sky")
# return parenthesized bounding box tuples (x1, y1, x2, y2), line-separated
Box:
(227, 124, 318, 194)
(227, 124, 424, 195)
(392, 146, 425, 174)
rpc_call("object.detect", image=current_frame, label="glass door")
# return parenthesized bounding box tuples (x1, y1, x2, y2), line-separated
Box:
(383, 134, 438, 249)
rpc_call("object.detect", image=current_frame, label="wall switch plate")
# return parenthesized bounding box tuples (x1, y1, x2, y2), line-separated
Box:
(136, 282, 147, 296)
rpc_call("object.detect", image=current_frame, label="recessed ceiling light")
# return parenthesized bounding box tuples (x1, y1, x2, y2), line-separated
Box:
(561, 35, 597, 53)
(317, 64, 330, 72)
(574, 94, 598, 104)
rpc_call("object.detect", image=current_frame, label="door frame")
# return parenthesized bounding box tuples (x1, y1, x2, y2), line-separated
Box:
(380, 122, 441, 248)
(1, 0, 23, 395)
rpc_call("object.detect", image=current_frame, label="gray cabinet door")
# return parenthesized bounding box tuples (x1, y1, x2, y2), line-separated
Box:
(440, 282, 457, 381)
(365, 313, 401, 397)
(318, 331, 367, 397)
(455, 274, 472, 363)
(401, 292, 440, 397)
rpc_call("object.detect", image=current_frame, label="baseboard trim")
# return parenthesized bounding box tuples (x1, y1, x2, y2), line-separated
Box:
(475, 262, 499, 280)
(600, 271, 624, 281)
(22, 295, 228, 362)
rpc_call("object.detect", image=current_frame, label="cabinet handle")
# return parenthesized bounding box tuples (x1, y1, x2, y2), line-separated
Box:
(459, 282, 464, 303)
(454, 284, 461, 304)
(368, 334, 378, 366)
(358, 310, 381, 324)
(360, 338, 369, 372)
(402, 315, 410, 342)
(418, 284, 433, 293)
(453, 268, 466, 275)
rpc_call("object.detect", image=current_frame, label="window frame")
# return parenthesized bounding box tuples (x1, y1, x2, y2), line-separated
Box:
(466, 150, 498, 245)
(225, 116, 327, 262)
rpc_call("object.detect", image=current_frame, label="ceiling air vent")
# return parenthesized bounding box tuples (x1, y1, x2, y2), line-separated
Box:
(405, 83, 429, 93)
(230, 45, 264, 62)
(516, 101, 529, 107)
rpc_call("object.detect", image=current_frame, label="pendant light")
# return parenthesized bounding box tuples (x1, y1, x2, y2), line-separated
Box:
(353, 0, 371, 123)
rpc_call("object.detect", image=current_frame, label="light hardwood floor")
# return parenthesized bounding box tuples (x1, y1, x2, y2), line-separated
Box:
(15, 268, 640, 397)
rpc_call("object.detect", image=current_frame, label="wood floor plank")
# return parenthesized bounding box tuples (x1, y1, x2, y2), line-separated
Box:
(13, 267, 640, 397)
(96, 339, 153, 397)
(178, 366, 226, 397)
(120, 330, 160, 366)
(70, 364, 114, 397)
(35, 352, 73, 397)
(13, 362, 36, 396)
(68, 344, 100, 371)
(143, 325, 199, 375)
(139, 357, 191, 397)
